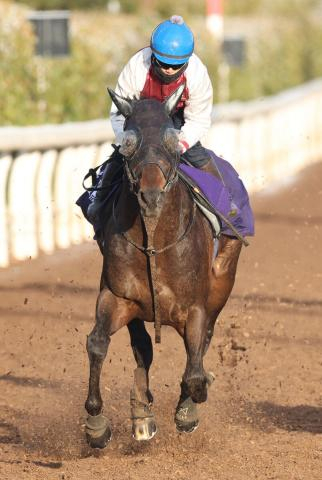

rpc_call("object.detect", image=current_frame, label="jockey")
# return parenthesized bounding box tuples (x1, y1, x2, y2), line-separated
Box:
(87, 14, 221, 222)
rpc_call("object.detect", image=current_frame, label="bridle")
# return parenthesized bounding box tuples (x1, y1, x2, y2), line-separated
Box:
(113, 126, 196, 258)
(122, 127, 180, 194)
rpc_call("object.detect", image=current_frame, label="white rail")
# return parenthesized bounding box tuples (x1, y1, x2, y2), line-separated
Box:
(1, 79, 322, 267)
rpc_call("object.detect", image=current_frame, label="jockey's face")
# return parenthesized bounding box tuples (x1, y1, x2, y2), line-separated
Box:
(161, 66, 181, 76)
(154, 58, 186, 75)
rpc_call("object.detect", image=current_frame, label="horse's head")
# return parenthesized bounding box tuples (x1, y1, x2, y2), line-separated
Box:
(108, 86, 184, 217)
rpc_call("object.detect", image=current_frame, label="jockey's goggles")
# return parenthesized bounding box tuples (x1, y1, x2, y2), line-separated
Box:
(154, 57, 186, 71)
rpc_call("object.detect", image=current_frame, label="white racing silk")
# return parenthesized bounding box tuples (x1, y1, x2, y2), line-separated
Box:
(110, 47, 213, 150)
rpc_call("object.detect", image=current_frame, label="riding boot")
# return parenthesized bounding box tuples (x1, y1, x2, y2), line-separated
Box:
(87, 154, 123, 224)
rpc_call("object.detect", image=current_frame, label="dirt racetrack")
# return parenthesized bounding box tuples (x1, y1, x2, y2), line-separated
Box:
(0, 161, 322, 480)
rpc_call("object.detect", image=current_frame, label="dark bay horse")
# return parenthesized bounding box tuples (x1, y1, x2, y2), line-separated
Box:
(85, 85, 242, 447)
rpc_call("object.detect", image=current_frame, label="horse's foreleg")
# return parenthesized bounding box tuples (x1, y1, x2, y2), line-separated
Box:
(182, 306, 210, 403)
(127, 319, 156, 441)
(175, 307, 211, 433)
(85, 289, 112, 448)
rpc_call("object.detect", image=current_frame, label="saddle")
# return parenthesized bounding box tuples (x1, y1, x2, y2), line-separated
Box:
(177, 165, 247, 243)
(77, 152, 250, 246)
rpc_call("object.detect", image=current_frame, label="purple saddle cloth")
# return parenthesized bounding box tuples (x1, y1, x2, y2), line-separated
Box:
(76, 150, 254, 238)
(179, 150, 254, 237)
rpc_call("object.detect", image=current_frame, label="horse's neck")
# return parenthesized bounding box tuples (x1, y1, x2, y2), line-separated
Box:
(150, 181, 193, 246)
(161, 180, 191, 226)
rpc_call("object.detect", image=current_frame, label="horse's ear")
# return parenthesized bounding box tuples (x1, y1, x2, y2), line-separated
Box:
(107, 87, 133, 118)
(164, 84, 185, 116)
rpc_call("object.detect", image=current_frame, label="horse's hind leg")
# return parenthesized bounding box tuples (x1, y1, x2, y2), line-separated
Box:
(85, 290, 112, 448)
(128, 319, 156, 441)
(176, 238, 242, 433)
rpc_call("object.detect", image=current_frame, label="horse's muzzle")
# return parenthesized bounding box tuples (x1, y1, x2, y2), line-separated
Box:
(138, 189, 165, 217)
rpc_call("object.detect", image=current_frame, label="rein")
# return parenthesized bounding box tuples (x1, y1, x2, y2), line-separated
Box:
(113, 194, 196, 257)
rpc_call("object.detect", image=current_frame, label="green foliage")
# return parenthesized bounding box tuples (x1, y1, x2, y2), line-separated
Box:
(0, 3, 37, 125)
(258, 0, 320, 16)
(223, 0, 320, 16)
(226, 16, 322, 102)
(0, 2, 108, 125)
(154, 0, 204, 19)
(13, 0, 321, 16)
(14, 0, 108, 9)
(118, 0, 139, 14)
(223, 0, 261, 16)
(1, 1, 322, 124)
(36, 39, 108, 124)
(16, 0, 205, 16)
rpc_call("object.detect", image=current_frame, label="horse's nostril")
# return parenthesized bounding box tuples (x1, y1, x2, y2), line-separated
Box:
(140, 190, 160, 207)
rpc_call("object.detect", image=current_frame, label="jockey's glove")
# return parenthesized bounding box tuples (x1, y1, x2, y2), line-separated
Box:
(178, 140, 189, 154)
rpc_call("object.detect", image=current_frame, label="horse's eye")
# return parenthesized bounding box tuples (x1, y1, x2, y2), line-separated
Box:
(163, 128, 180, 154)
(120, 130, 139, 157)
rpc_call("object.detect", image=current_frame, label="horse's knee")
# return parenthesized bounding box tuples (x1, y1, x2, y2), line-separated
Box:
(214, 236, 242, 281)
(87, 329, 110, 361)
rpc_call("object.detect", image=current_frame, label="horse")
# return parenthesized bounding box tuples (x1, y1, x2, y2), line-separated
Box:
(84, 85, 242, 448)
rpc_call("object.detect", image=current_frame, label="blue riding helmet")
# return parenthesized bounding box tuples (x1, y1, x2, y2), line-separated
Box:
(150, 15, 194, 66)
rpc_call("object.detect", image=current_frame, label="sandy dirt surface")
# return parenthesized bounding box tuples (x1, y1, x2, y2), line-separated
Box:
(0, 162, 321, 480)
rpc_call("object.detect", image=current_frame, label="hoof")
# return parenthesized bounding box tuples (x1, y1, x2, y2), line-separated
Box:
(175, 397, 199, 434)
(175, 418, 199, 434)
(86, 427, 112, 449)
(85, 414, 112, 449)
(132, 417, 157, 441)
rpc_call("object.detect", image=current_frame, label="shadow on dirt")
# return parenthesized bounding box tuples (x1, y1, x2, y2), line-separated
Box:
(251, 401, 322, 434)
(2, 408, 89, 460)
(0, 420, 22, 445)
(0, 392, 212, 462)
(0, 373, 59, 389)
(0, 283, 96, 295)
(255, 212, 322, 226)
(232, 292, 322, 309)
